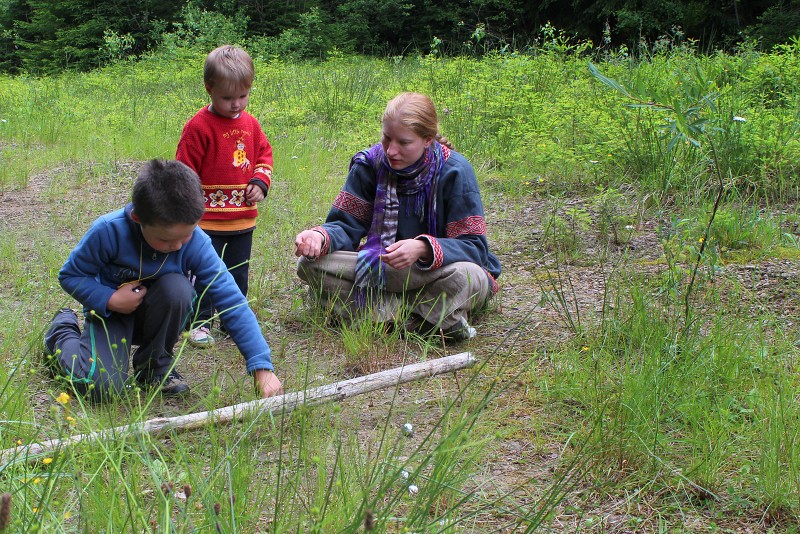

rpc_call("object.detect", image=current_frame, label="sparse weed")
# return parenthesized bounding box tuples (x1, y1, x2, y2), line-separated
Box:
(590, 186, 637, 246)
(541, 199, 590, 258)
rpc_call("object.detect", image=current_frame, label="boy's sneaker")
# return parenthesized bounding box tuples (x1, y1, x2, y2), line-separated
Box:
(188, 326, 215, 348)
(145, 371, 190, 396)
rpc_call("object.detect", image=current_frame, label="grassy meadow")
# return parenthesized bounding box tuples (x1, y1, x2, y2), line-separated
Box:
(1, 42, 800, 532)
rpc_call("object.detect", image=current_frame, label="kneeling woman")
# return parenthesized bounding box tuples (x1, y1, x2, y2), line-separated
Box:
(294, 92, 501, 341)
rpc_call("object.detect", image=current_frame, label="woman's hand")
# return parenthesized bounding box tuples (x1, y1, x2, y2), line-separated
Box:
(294, 229, 324, 259)
(381, 239, 432, 270)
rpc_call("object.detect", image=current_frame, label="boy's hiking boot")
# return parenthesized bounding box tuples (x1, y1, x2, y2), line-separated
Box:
(188, 326, 215, 348)
(141, 371, 190, 396)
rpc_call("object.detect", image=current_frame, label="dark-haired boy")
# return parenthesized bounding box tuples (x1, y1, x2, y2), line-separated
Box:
(44, 159, 282, 400)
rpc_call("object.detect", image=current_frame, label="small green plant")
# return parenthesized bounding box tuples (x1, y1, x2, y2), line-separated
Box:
(538, 267, 583, 334)
(709, 207, 778, 252)
(541, 201, 590, 257)
(161, 4, 248, 51)
(590, 60, 736, 326)
(100, 30, 135, 64)
(590, 186, 636, 245)
(429, 35, 443, 57)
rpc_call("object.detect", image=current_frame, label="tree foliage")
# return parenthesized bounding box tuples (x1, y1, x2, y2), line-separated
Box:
(0, 0, 797, 73)
(1, 0, 181, 73)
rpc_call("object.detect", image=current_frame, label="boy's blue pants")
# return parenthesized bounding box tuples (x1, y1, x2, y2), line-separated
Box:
(44, 273, 194, 399)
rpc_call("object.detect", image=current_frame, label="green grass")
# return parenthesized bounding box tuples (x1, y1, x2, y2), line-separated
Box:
(1, 44, 800, 531)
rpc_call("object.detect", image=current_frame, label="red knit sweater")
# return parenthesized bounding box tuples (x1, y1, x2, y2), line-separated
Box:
(176, 107, 273, 231)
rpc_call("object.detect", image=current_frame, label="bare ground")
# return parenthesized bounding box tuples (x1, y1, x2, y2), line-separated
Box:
(3, 162, 800, 532)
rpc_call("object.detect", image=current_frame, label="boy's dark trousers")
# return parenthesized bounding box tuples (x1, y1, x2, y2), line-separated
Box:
(45, 273, 194, 398)
(193, 230, 253, 330)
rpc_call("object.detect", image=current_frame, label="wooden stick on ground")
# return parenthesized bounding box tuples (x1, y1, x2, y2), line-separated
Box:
(1, 352, 476, 466)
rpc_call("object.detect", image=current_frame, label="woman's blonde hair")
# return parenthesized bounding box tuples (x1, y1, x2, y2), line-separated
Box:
(383, 92, 453, 149)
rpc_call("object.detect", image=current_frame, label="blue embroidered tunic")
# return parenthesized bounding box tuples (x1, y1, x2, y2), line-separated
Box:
(314, 148, 501, 291)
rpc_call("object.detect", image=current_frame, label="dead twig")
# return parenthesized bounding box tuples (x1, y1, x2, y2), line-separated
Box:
(2, 352, 476, 466)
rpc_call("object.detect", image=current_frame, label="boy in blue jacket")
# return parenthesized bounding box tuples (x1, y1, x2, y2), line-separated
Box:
(44, 159, 282, 400)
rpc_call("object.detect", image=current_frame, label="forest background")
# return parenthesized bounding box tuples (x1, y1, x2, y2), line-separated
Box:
(1, 0, 799, 74)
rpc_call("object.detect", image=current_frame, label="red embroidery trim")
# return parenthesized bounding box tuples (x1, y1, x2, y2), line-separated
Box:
(446, 215, 487, 237)
(333, 191, 372, 223)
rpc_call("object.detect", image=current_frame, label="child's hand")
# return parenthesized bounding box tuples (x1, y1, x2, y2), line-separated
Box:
(254, 370, 283, 398)
(107, 284, 146, 314)
(245, 184, 266, 205)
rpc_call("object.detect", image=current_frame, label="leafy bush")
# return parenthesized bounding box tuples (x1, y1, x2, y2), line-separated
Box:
(159, 3, 248, 52)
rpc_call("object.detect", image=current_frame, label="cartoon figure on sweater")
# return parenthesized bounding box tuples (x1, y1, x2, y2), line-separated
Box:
(233, 139, 251, 171)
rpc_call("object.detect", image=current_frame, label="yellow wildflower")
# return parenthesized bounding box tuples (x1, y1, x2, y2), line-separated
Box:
(55, 392, 70, 405)
(42, 457, 53, 465)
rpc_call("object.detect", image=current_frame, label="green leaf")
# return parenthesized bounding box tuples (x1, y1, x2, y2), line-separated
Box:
(588, 61, 635, 100)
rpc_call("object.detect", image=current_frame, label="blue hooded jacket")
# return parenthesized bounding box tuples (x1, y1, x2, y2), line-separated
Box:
(58, 204, 273, 373)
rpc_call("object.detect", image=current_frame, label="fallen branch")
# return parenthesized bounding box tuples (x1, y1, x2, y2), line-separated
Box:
(2, 352, 475, 466)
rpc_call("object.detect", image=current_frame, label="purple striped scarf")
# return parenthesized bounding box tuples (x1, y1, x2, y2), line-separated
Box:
(352, 141, 445, 291)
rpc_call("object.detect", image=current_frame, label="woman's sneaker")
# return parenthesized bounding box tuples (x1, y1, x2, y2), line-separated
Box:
(189, 326, 215, 348)
(403, 315, 477, 342)
(441, 320, 477, 342)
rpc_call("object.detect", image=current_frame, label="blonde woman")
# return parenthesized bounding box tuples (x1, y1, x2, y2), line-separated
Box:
(294, 93, 500, 341)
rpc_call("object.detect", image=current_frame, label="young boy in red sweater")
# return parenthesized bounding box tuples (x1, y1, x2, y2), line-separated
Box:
(176, 45, 274, 347)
